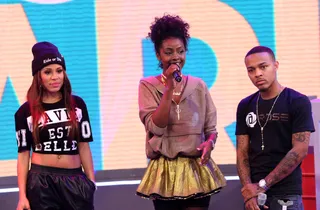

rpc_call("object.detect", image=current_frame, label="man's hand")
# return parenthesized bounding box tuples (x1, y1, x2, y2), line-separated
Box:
(241, 183, 265, 201)
(245, 197, 268, 210)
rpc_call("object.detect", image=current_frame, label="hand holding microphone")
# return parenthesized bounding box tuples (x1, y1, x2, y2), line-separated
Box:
(171, 63, 182, 82)
(244, 192, 268, 210)
(258, 193, 268, 209)
(162, 63, 182, 90)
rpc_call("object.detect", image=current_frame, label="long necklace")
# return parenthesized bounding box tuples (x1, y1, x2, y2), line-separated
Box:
(160, 74, 184, 120)
(255, 88, 284, 151)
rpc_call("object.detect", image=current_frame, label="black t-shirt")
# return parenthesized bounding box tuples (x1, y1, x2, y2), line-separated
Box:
(235, 88, 315, 195)
(15, 95, 93, 155)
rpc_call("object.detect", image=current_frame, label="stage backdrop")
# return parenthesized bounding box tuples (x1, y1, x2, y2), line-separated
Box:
(0, 0, 319, 177)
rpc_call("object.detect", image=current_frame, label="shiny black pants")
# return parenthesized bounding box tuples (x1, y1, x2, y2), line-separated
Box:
(27, 164, 95, 210)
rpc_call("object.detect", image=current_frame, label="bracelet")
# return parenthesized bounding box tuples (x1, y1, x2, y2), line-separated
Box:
(160, 74, 167, 86)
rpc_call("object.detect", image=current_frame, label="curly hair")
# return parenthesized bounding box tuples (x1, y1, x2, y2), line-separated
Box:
(148, 14, 190, 54)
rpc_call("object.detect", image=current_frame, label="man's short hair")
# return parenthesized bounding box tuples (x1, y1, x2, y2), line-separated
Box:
(245, 46, 275, 61)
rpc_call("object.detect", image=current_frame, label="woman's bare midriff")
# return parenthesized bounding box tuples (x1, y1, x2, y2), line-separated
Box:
(31, 153, 82, 169)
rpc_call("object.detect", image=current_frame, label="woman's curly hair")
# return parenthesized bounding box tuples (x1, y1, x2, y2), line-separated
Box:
(148, 14, 190, 54)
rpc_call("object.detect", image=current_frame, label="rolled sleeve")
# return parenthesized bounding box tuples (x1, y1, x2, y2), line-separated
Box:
(139, 81, 166, 136)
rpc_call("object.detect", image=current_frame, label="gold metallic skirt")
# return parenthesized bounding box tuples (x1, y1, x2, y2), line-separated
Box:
(136, 156, 226, 200)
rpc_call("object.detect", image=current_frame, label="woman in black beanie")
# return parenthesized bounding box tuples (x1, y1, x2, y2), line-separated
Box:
(15, 41, 95, 210)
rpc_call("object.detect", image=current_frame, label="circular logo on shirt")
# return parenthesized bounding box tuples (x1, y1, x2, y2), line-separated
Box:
(246, 112, 257, 128)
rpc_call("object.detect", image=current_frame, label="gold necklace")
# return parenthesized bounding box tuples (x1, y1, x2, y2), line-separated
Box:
(255, 88, 284, 151)
(173, 79, 184, 96)
(160, 74, 184, 95)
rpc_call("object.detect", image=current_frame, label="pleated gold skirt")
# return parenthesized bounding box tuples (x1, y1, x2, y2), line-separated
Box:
(136, 156, 226, 200)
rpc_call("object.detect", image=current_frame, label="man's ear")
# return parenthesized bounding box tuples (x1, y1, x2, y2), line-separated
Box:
(274, 60, 279, 71)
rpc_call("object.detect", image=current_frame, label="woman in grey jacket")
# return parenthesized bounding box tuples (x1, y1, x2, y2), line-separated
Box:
(136, 14, 226, 210)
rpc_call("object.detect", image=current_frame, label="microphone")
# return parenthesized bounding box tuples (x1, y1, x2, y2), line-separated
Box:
(173, 71, 182, 82)
(257, 193, 267, 209)
(171, 63, 182, 82)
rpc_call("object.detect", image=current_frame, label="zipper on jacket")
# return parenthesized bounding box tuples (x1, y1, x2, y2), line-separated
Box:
(172, 99, 182, 120)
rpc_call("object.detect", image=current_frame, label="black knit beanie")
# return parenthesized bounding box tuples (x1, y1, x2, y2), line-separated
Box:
(31, 41, 66, 76)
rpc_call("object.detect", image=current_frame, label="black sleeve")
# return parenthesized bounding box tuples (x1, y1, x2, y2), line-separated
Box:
(15, 109, 33, 153)
(75, 97, 93, 142)
(291, 95, 315, 134)
(235, 100, 248, 135)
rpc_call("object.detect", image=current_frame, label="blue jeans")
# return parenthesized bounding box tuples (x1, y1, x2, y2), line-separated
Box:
(266, 195, 303, 210)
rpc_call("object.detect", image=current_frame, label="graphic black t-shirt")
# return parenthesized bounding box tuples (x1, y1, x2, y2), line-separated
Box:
(235, 88, 315, 195)
(15, 95, 93, 155)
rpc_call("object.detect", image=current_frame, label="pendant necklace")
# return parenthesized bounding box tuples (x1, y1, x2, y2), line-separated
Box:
(256, 87, 285, 150)
(160, 74, 184, 120)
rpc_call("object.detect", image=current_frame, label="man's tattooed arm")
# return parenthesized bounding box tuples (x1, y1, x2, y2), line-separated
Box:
(236, 135, 252, 186)
(265, 132, 310, 187)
